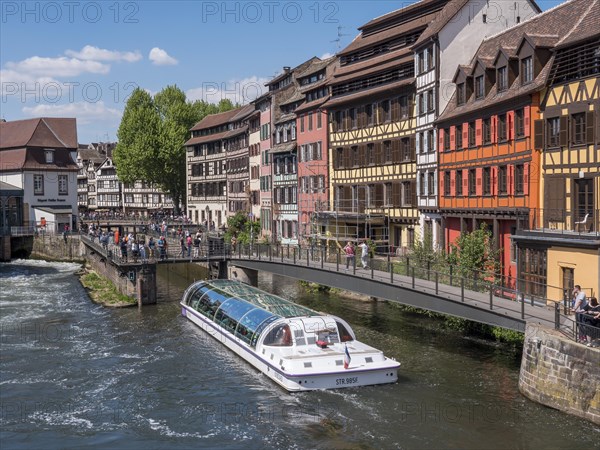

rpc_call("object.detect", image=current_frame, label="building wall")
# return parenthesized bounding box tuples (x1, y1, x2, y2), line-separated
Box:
(546, 246, 599, 302)
(437, 0, 538, 113)
(297, 109, 329, 242)
(519, 323, 600, 425)
(259, 107, 272, 238)
(249, 129, 261, 221)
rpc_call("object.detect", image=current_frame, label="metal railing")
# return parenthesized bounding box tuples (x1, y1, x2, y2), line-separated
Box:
(78, 235, 597, 341)
(526, 208, 599, 235)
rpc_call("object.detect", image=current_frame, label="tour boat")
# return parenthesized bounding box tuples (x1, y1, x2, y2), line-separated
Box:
(180, 279, 400, 391)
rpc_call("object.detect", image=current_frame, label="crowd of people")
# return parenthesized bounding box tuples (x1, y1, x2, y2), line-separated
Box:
(572, 285, 600, 347)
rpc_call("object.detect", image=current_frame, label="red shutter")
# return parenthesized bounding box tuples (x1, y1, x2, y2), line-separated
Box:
(439, 128, 444, 151)
(508, 165, 514, 196)
(475, 167, 483, 196)
(462, 123, 469, 149)
(524, 106, 531, 138)
(491, 115, 498, 144)
(492, 166, 498, 196)
(524, 163, 529, 196)
(475, 119, 483, 146)
(450, 170, 456, 196)
(463, 172, 468, 195)
(450, 126, 456, 151)
(507, 110, 515, 141)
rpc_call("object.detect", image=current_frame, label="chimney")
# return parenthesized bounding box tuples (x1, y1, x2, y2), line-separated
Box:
(283, 66, 291, 72)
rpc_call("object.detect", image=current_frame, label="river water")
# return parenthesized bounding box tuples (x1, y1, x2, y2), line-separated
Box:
(1, 260, 598, 449)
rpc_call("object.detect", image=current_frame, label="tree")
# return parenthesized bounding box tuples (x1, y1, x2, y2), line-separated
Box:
(114, 86, 237, 214)
(446, 224, 501, 286)
(224, 211, 260, 245)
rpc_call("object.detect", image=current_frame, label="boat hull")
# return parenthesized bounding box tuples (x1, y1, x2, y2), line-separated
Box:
(181, 304, 400, 392)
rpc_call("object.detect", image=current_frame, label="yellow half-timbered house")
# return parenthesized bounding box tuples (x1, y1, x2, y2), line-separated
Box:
(513, 3, 600, 302)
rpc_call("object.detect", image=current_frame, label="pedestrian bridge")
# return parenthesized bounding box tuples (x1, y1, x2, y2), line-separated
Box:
(80, 235, 562, 333)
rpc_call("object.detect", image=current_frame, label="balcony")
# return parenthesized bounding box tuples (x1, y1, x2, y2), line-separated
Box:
(525, 208, 599, 237)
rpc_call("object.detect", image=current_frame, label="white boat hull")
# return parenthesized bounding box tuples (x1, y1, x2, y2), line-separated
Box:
(181, 304, 400, 392)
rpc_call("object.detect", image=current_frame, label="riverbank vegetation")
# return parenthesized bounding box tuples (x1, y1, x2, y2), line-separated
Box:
(79, 269, 137, 307)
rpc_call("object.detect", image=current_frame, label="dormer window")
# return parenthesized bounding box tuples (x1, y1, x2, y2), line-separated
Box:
(457, 83, 466, 105)
(475, 75, 484, 99)
(522, 57, 533, 84)
(44, 149, 54, 164)
(497, 66, 508, 91)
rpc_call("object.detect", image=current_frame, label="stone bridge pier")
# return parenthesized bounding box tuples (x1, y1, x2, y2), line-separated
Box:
(228, 264, 258, 287)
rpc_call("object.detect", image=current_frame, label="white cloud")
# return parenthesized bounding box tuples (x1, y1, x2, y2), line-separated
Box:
(65, 45, 142, 62)
(22, 101, 122, 125)
(148, 48, 178, 66)
(186, 76, 269, 105)
(320, 52, 334, 60)
(5, 56, 109, 77)
(0, 69, 60, 98)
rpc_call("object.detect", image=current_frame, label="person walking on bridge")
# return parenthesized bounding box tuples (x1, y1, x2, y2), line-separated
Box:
(359, 241, 369, 269)
(343, 242, 355, 272)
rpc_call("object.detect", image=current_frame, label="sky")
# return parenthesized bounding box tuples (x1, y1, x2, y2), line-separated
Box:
(1, 0, 564, 144)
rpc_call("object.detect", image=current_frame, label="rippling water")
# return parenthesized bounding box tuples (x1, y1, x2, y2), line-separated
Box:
(1, 260, 598, 449)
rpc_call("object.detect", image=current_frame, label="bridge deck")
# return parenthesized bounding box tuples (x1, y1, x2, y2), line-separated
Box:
(79, 235, 571, 333)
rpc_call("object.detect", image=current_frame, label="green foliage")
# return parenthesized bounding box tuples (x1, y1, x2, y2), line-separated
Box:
(410, 228, 440, 267)
(299, 281, 331, 294)
(224, 211, 260, 245)
(446, 224, 501, 284)
(114, 86, 236, 213)
(492, 327, 524, 347)
(80, 271, 135, 305)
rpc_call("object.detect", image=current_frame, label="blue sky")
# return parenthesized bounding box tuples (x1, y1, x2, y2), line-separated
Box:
(1, 0, 563, 144)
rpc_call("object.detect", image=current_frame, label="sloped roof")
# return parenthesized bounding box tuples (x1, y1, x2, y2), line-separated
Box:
(0, 118, 78, 150)
(438, 0, 597, 122)
(190, 107, 244, 131)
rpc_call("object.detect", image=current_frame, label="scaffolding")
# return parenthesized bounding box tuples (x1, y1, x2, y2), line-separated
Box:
(299, 197, 389, 252)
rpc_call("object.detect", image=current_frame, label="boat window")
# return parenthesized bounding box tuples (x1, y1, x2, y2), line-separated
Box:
(201, 289, 229, 319)
(336, 321, 354, 342)
(306, 336, 316, 345)
(263, 324, 293, 347)
(237, 309, 278, 346)
(317, 329, 339, 344)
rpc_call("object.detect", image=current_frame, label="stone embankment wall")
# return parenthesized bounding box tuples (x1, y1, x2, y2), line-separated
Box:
(519, 323, 599, 425)
(31, 234, 85, 262)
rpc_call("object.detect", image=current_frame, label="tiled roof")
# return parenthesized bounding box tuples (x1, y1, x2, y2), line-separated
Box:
(279, 91, 305, 107)
(359, 0, 447, 32)
(296, 57, 335, 80)
(265, 57, 320, 87)
(555, 0, 600, 47)
(224, 125, 248, 139)
(274, 113, 296, 126)
(323, 78, 414, 109)
(0, 147, 79, 171)
(190, 107, 244, 131)
(413, 0, 470, 47)
(339, 10, 438, 56)
(230, 104, 255, 122)
(0, 117, 78, 150)
(78, 148, 105, 164)
(332, 52, 413, 85)
(438, 0, 597, 122)
(294, 95, 331, 114)
(185, 130, 229, 146)
(270, 142, 296, 155)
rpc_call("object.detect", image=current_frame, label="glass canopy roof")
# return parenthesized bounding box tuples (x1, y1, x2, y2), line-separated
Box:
(182, 279, 321, 347)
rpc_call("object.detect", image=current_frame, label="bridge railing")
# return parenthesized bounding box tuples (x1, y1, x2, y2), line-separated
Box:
(232, 242, 572, 332)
